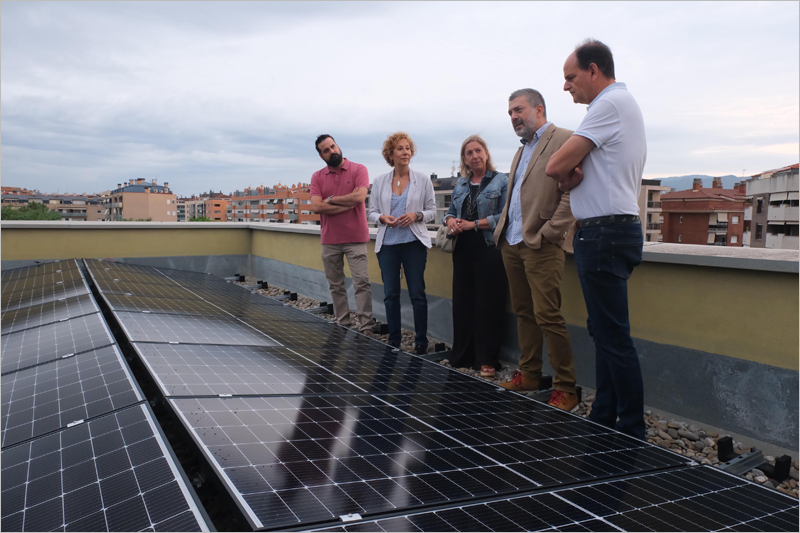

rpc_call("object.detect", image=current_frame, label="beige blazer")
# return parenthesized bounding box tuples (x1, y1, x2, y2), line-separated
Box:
(493, 123, 576, 253)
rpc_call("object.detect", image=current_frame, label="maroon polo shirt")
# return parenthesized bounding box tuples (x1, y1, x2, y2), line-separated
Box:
(309, 159, 370, 245)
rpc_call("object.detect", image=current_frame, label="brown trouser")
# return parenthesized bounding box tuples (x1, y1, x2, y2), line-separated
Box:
(501, 238, 576, 393)
(321, 242, 375, 332)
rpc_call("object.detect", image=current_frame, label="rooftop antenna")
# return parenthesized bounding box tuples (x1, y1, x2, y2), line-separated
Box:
(741, 169, 746, 178)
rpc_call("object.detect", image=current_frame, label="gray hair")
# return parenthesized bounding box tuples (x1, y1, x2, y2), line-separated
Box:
(508, 88, 547, 119)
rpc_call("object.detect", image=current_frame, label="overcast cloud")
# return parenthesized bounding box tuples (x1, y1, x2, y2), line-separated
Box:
(2, 1, 798, 197)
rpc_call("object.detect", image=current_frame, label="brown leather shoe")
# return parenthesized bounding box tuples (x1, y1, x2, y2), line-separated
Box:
(548, 390, 579, 411)
(499, 370, 539, 391)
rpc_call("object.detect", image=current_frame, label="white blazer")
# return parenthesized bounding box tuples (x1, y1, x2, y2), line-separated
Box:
(368, 168, 437, 253)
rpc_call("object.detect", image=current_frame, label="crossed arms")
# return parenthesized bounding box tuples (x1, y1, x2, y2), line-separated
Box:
(310, 186, 368, 215)
(545, 135, 596, 191)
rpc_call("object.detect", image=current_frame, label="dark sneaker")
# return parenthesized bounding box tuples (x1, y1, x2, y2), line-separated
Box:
(414, 345, 428, 355)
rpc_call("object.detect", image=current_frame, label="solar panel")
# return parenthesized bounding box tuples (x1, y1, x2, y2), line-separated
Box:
(171, 394, 565, 530)
(1, 345, 143, 448)
(93, 279, 200, 300)
(1, 312, 115, 375)
(1, 280, 91, 313)
(324, 466, 799, 532)
(1, 266, 85, 297)
(115, 311, 280, 346)
(101, 292, 231, 316)
(1, 259, 80, 282)
(1, 293, 100, 335)
(0, 403, 211, 532)
(133, 343, 365, 397)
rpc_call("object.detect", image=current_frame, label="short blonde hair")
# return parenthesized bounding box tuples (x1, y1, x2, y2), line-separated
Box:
(381, 132, 417, 167)
(460, 135, 496, 178)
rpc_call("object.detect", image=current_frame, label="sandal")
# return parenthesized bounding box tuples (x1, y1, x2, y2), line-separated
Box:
(480, 365, 496, 377)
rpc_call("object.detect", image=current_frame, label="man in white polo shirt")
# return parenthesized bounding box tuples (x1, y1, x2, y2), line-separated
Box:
(546, 39, 646, 440)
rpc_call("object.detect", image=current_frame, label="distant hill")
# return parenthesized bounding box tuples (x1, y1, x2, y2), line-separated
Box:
(651, 174, 740, 192)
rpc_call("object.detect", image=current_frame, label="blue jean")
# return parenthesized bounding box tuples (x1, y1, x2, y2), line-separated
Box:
(573, 222, 645, 440)
(376, 240, 428, 348)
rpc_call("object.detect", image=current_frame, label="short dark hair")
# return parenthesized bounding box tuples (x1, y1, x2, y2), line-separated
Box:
(508, 88, 547, 119)
(315, 134, 334, 153)
(574, 39, 615, 79)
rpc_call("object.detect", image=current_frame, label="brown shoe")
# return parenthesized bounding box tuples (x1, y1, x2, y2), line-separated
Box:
(548, 390, 579, 411)
(499, 370, 539, 391)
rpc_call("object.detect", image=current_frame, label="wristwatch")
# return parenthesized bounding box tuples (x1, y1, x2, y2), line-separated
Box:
(416, 212, 423, 222)
(327, 195, 335, 204)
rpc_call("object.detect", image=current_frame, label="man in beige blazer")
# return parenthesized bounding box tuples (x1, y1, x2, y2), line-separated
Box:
(494, 88, 578, 411)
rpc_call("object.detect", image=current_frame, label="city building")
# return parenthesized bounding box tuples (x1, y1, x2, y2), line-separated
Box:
(205, 197, 229, 222)
(228, 184, 319, 225)
(638, 179, 671, 242)
(743, 163, 799, 249)
(660, 177, 747, 247)
(104, 179, 177, 221)
(430, 172, 457, 229)
(176, 199, 186, 222)
(2, 192, 105, 221)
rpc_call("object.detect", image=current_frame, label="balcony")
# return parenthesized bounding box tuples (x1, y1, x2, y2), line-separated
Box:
(766, 233, 800, 250)
(645, 223, 661, 230)
(768, 204, 800, 222)
(646, 201, 662, 209)
(708, 224, 729, 233)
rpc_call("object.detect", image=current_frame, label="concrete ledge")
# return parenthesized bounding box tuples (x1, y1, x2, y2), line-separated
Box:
(3, 220, 796, 273)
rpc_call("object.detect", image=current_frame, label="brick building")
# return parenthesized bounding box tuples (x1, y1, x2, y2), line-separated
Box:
(104, 179, 177, 221)
(228, 184, 320, 225)
(743, 163, 799, 249)
(2, 192, 105, 221)
(660, 177, 748, 247)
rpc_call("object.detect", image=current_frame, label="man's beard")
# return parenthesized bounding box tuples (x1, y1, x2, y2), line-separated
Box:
(327, 152, 343, 168)
(514, 120, 535, 139)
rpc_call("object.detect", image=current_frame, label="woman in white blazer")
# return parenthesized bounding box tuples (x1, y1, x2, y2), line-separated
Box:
(367, 132, 436, 354)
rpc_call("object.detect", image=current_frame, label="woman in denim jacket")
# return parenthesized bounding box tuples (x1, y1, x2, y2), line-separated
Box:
(443, 135, 509, 377)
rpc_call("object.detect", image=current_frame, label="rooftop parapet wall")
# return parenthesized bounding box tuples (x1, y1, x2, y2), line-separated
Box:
(2, 220, 798, 371)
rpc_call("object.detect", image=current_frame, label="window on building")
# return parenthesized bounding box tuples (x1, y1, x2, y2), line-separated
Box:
(645, 234, 651, 242)
(679, 216, 683, 223)
(755, 224, 763, 240)
(756, 198, 764, 213)
(731, 235, 738, 244)
(678, 234, 681, 242)
(444, 194, 452, 208)
(732, 215, 739, 224)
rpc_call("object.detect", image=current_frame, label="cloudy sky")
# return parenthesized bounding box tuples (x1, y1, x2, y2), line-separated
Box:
(2, 1, 798, 197)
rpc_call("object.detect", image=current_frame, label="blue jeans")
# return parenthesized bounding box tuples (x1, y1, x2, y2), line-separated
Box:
(573, 222, 645, 440)
(376, 240, 428, 348)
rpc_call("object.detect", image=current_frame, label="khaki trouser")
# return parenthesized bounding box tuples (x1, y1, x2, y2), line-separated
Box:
(501, 238, 576, 393)
(321, 243, 375, 332)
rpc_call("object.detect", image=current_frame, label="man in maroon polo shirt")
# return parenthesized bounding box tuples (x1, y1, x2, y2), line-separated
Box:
(310, 134, 375, 333)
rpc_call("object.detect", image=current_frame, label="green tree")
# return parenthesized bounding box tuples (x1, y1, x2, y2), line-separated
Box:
(1, 203, 61, 221)
(189, 216, 213, 222)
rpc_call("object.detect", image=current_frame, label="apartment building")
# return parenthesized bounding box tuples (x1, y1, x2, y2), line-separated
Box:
(638, 179, 671, 242)
(2, 193, 105, 221)
(660, 177, 747, 246)
(104, 179, 177, 221)
(228, 184, 320, 225)
(743, 163, 799, 250)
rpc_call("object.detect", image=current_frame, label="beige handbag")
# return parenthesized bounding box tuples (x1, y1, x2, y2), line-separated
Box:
(435, 225, 457, 253)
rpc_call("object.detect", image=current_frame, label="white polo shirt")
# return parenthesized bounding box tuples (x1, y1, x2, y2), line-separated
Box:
(570, 82, 646, 220)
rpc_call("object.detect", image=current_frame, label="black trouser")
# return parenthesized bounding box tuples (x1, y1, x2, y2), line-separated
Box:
(450, 231, 508, 369)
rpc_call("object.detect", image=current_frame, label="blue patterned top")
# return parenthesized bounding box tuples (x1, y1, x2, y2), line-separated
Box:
(383, 186, 417, 246)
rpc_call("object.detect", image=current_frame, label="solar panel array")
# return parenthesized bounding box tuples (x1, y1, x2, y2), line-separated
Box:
(1, 260, 210, 532)
(80, 259, 800, 532)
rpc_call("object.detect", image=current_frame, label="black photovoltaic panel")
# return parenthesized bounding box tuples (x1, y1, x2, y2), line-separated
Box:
(0, 403, 210, 532)
(171, 395, 540, 530)
(240, 320, 375, 349)
(1, 312, 115, 375)
(1, 293, 100, 335)
(296, 347, 500, 395)
(1, 345, 142, 448)
(101, 292, 231, 317)
(1, 259, 80, 282)
(94, 279, 200, 300)
(134, 343, 365, 397)
(1, 266, 85, 297)
(90, 269, 184, 287)
(222, 301, 330, 323)
(379, 392, 688, 488)
(325, 466, 800, 532)
(115, 311, 280, 346)
(1, 280, 90, 313)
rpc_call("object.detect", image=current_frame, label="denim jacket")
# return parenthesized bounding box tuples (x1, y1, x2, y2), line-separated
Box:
(442, 171, 509, 246)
